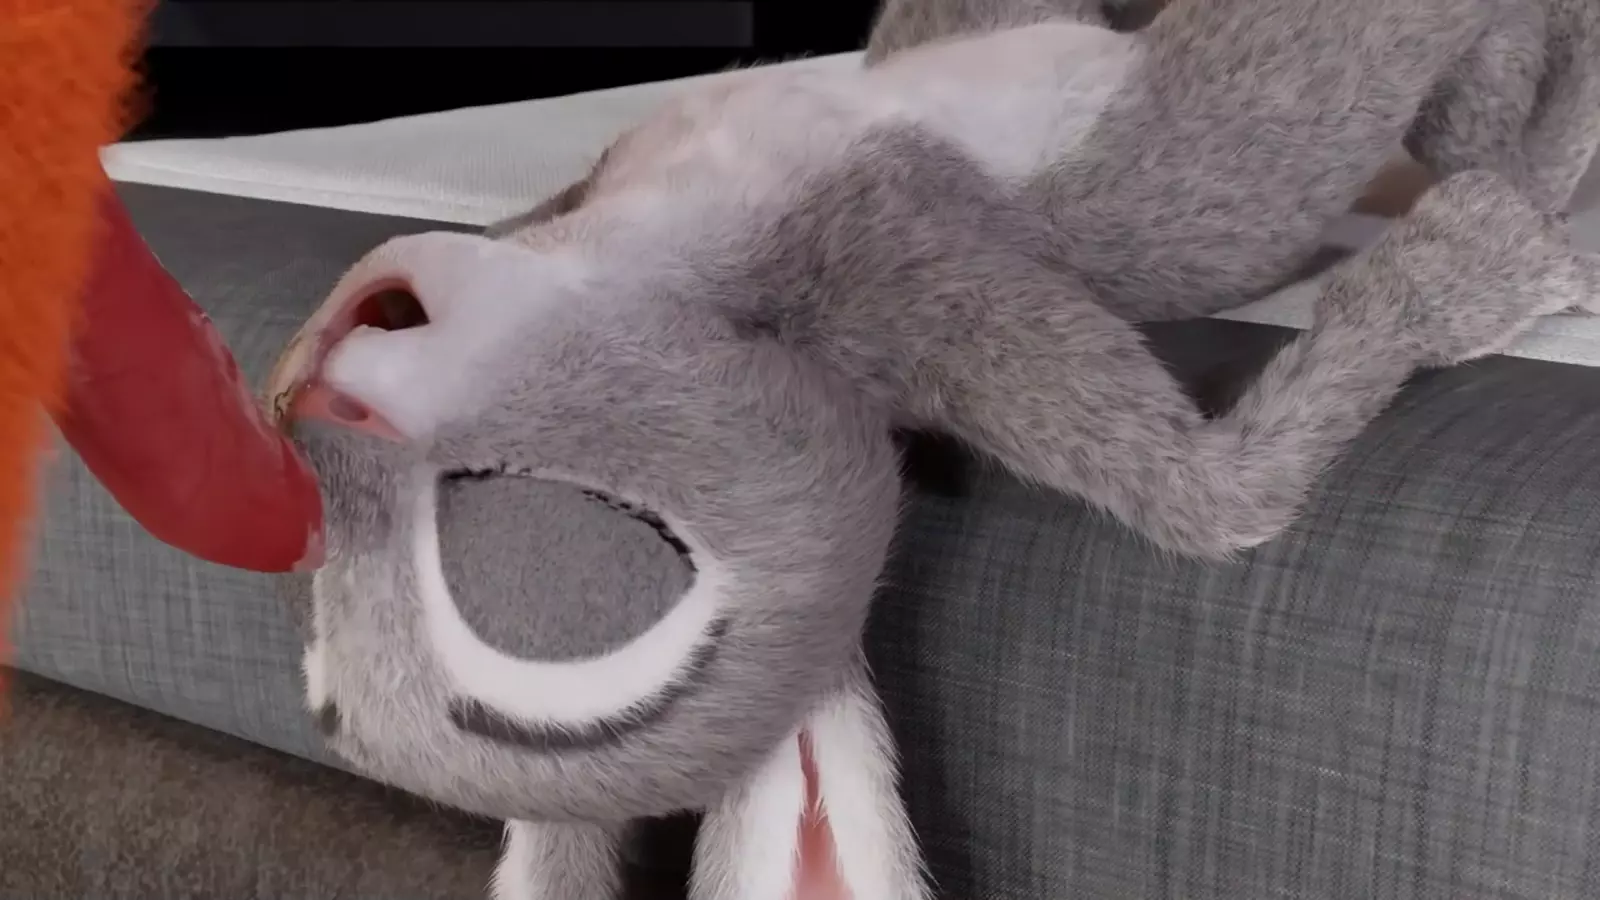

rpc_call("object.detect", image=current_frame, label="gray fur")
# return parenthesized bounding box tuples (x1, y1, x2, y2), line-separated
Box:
(292, 310, 902, 823)
(1406, 0, 1600, 215)
(723, 127, 1599, 558)
(1071, 0, 1598, 319)
(290, 1, 1600, 897)
(866, 0, 1600, 321)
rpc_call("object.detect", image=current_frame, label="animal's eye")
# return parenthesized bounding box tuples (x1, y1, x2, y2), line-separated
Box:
(579, 489, 695, 569)
(438, 469, 696, 571)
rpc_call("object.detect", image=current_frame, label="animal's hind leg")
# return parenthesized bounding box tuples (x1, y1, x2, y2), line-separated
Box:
(1031, 0, 1500, 321)
(1405, 0, 1600, 215)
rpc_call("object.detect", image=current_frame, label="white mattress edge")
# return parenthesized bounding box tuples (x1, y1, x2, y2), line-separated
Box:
(103, 157, 496, 225)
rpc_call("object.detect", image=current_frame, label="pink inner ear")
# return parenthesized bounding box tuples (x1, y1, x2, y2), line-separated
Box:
(793, 731, 854, 900)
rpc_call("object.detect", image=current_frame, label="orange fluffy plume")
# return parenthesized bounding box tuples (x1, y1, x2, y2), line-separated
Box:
(0, 0, 146, 680)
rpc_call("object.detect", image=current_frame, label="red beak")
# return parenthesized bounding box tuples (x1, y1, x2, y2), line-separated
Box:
(52, 189, 324, 573)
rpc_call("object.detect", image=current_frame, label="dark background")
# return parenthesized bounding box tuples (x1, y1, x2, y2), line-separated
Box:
(130, 1, 882, 139)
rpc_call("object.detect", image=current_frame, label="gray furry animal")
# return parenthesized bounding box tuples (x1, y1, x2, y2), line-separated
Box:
(263, 0, 1600, 897)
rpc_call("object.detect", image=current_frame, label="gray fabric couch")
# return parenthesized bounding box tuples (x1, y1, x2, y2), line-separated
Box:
(7, 59, 1600, 899)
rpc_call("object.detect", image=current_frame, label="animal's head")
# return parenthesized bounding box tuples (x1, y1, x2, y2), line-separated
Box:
(264, 229, 903, 825)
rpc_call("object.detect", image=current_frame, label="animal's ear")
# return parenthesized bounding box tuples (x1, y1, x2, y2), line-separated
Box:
(689, 672, 930, 900)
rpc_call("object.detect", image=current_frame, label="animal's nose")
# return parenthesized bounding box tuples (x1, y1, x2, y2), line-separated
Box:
(269, 230, 571, 441)
(267, 280, 427, 442)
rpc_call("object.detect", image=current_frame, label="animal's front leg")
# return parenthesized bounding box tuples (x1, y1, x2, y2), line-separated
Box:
(491, 820, 627, 900)
(939, 170, 1599, 559)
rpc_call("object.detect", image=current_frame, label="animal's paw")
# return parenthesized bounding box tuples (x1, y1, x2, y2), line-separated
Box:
(1317, 170, 1600, 367)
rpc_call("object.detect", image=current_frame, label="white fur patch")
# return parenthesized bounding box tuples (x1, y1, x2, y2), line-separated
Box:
(302, 568, 335, 712)
(806, 684, 931, 900)
(874, 21, 1144, 182)
(689, 682, 930, 900)
(410, 476, 728, 728)
(301, 641, 328, 712)
(490, 821, 539, 900)
(689, 732, 808, 900)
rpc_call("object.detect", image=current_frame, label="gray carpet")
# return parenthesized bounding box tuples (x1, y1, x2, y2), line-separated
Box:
(0, 669, 500, 898)
(0, 670, 700, 899)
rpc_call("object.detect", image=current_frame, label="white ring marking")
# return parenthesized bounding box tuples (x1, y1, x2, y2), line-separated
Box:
(411, 475, 724, 727)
